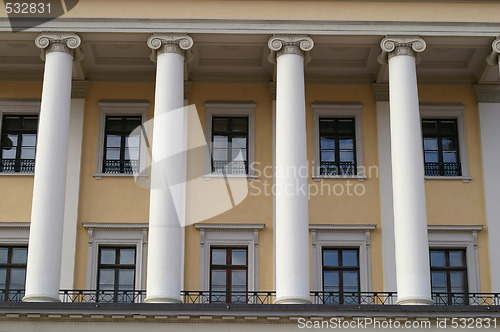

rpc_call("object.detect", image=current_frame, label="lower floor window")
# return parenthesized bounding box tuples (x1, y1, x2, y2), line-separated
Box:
(430, 249, 468, 305)
(322, 248, 360, 304)
(97, 247, 136, 303)
(210, 247, 248, 303)
(0, 246, 27, 301)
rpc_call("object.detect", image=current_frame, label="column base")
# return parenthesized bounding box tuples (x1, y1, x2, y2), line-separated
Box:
(274, 295, 311, 304)
(23, 293, 61, 302)
(396, 296, 434, 305)
(144, 295, 183, 304)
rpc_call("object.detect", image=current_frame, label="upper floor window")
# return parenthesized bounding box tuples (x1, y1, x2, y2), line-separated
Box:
(430, 249, 468, 305)
(319, 118, 357, 176)
(422, 119, 461, 177)
(210, 247, 248, 303)
(0, 115, 38, 173)
(103, 116, 142, 174)
(0, 246, 27, 302)
(322, 248, 360, 304)
(97, 246, 136, 303)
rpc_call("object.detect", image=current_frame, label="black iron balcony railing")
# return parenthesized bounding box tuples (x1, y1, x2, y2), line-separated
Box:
(0, 159, 35, 173)
(424, 162, 461, 176)
(319, 161, 356, 176)
(3, 290, 500, 306)
(103, 159, 140, 174)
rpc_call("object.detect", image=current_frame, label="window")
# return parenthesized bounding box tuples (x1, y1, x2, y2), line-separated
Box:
(95, 100, 149, 178)
(204, 102, 256, 177)
(103, 116, 142, 174)
(319, 118, 357, 175)
(422, 119, 461, 176)
(210, 247, 248, 303)
(0, 246, 27, 302)
(322, 248, 360, 304)
(211, 116, 248, 174)
(0, 115, 38, 173)
(430, 249, 468, 305)
(312, 103, 364, 179)
(97, 247, 136, 303)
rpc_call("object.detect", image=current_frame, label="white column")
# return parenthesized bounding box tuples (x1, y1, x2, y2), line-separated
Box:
(268, 35, 313, 304)
(145, 34, 193, 303)
(379, 36, 433, 305)
(24, 33, 81, 302)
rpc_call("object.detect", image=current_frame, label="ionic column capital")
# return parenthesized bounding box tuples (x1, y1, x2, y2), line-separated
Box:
(378, 36, 426, 64)
(486, 37, 500, 66)
(147, 34, 194, 62)
(35, 32, 82, 61)
(267, 35, 314, 63)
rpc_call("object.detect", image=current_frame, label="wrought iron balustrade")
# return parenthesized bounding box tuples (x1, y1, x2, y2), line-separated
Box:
(103, 160, 140, 174)
(0, 159, 35, 173)
(212, 161, 247, 175)
(319, 162, 356, 176)
(424, 162, 461, 177)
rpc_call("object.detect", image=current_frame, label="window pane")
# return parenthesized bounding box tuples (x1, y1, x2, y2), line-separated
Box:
(323, 250, 338, 266)
(0, 268, 6, 288)
(338, 119, 355, 133)
(9, 268, 26, 289)
(430, 251, 446, 267)
(212, 149, 228, 161)
(0, 248, 7, 263)
(2, 116, 20, 130)
(212, 249, 226, 265)
(211, 270, 226, 287)
(20, 147, 35, 159)
(320, 137, 335, 150)
(213, 135, 228, 148)
(11, 248, 27, 264)
(213, 118, 229, 132)
(22, 134, 36, 147)
(100, 249, 116, 264)
(342, 250, 358, 266)
(106, 148, 121, 160)
(323, 271, 339, 290)
(119, 249, 135, 265)
(339, 139, 353, 150)
(232, 149, 246, 161)
(98, 269, 115, 290)
(424, 138, 438, 150)
(443, 152, 457, 163)
(441, 121, 457, 134)
(321, 151, 335, 162)
(232, 136, 247, 149)
(425, 151, 439, 163)
(339, 151, 354, 162)
(422, 120, 437, 134)
(106, 135, 121, 148)
(441, 138, 457, 151)
(118, 269, 135, 289)
(125, 148, 139, 161)
(125, 118, 141, 132)
(231, 270, 246, 287)
(231, 118, 248, 132)
(449, 251, 465, 267)
(319, 119, 335, 133)
(126, 136, 140, 148)
(450, 271, 466, 293)
(342, 271, 359, 292)
(23, 117, 38, 130)
(232, 250, 246, 266)
(431, 271, 447, 292)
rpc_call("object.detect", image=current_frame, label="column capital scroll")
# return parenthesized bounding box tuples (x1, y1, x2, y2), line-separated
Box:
(378, 36, 426, 64)
(147, 34, 194, 62)
(35, 32, 82, 61)
(267, 35, 314, 63)
(486, 37, 500, 66)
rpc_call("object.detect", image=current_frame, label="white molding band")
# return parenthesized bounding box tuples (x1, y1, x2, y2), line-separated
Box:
(473, 85, 500, 103)
(0, 222, 30, 244)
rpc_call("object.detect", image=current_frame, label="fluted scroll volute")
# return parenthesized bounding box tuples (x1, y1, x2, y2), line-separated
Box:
(486, 37, 500, 67)
(147, 34, 194, 62)
(35, 32, 82, 61)
(267, 35, 314, 64)
(377, 36, 426, 64)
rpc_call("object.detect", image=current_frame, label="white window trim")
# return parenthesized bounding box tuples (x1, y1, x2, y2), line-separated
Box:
(94, 100, 150, 179)
(311, 102, 365, 181)
(428, 225, 483, 294)
(83, 223, 148, 293)
(0, 222, 30, 245)
(310, 224, 376, 293)
(194, 223, 264, 300)
(203, 101, 257, 179)
(0, 99, 41, 176)
(420, 103, 471, 183)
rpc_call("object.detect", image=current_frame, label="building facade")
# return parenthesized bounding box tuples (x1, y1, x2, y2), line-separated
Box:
(1, 0, 500, 330)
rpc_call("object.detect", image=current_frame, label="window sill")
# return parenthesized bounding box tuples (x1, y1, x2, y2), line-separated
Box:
(0, 172, 34, 176)
(202, 173, 259, 181)
(312, 175, 367, 182)
(93, 173, 149, 180)
(424, 176, 472, 183)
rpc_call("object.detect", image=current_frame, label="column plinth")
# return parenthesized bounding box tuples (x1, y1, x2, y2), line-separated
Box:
(268, 35, 313, 305)
(23, 33, 81, 303)
(379, 36, 433, 306)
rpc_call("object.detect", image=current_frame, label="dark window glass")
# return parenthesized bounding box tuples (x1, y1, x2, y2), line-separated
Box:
(211, 117, 248, 174)
(322, 248, 360, 304)
(97, 247, 136, 303)
(430, 249, 468, 305)
(210, 247, 248, 303)
(0, 115, 38, 173)
(0, 246, 27, 302)
(422, 119, 461, 176)
(103, 116, 141, 174)
(318, 118, 356, 176)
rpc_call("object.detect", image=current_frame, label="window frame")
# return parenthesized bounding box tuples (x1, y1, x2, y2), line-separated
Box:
(211, 116, 249, 175)
(429, 248, 469, 305)
(0, 100, 40, 176)
(209, 246, 249, 303)
(94, 100, 149, 179)
(0, 245, 28, 302)
(321, 247, 361, 304)
(204, 101, 256, 178)
(420, 103, 470, 182)
(312, 102, 364, 180)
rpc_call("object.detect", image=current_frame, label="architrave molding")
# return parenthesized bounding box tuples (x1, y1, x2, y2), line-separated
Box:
(474, 84, 500, 103)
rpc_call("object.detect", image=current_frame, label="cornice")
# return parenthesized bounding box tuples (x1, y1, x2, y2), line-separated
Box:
(0, 222, 30, 230)
(427, 225, 483, 233)
(309, 224, 377, 232)
(81, 222, 149, 231)
(193, 223, 265, 232)
(473, 84, 500, 103)
(378, 36, 426, 64)
(71, 80, 90, 99)
(34, 32, 82, 61)
(267, 35, 314, 63)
